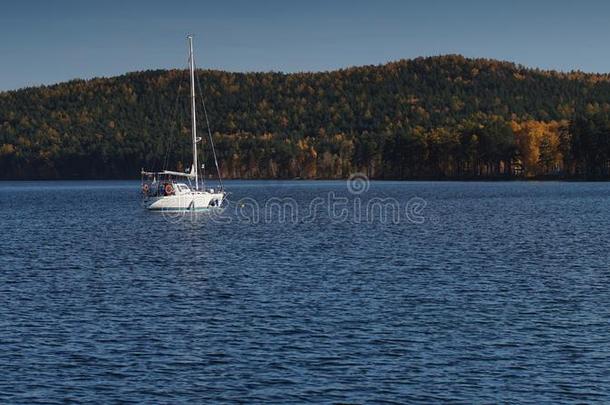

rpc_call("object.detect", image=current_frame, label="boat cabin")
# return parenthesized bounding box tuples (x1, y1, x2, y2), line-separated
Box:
(140, 170, 197, 197)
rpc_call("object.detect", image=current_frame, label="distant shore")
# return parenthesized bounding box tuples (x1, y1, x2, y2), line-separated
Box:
(1, 176, 608, 182)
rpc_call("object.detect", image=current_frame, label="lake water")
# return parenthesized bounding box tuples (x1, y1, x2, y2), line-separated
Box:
(1, 180, 609, 403)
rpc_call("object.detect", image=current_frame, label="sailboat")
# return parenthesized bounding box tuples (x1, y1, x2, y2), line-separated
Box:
(141, 35, 225, 211)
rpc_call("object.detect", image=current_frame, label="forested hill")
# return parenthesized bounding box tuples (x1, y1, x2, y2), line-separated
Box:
(2, 54, 610, 180)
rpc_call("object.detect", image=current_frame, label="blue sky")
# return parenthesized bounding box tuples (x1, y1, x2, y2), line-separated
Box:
(1, 0, 610, 90)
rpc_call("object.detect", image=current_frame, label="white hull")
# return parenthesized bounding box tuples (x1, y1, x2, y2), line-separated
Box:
(146, 191, 225, 211)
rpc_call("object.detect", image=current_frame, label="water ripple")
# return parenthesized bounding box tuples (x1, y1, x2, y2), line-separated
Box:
(1, 180, 609, 403)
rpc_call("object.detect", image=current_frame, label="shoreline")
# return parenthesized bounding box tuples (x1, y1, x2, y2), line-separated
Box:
(1, 177, 609, 182)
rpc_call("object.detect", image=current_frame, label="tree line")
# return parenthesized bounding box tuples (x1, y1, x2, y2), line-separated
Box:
(1, 54, 610, 180)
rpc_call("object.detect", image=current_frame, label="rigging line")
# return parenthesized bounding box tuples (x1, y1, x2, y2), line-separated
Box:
(163, 85, 182, 170)
(163, 66, 189, 171)
(194, 65, 224, 190)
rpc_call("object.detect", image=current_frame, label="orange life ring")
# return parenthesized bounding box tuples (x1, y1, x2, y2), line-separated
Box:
(142, 184, 149, 194)
(164, 183, 174, 195)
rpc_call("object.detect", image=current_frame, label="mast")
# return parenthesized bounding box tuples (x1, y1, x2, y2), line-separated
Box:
(188, 35, 199, 190)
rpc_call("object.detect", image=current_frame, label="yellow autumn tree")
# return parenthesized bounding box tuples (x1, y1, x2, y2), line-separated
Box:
(510, 120, 564, 176)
